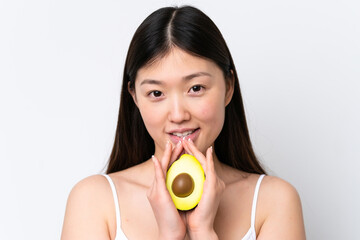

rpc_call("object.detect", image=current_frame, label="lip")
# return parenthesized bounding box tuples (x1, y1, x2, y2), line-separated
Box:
(167, 128, 198, 134)
(168, 128, 200, 145)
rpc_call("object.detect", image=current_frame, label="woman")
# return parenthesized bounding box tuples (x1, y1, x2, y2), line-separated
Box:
(61, 6, 305, 240)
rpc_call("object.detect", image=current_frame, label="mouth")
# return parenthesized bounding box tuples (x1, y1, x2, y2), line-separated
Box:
(168, 128, 200, 145)
(170, 129, 197, 137)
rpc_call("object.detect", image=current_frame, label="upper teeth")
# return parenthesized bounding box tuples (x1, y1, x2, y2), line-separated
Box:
(172, 130, 195, 137)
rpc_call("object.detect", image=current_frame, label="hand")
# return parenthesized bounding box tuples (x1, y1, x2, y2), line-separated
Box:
(181, 139, 225, 240)
(147, 141, 186, 240)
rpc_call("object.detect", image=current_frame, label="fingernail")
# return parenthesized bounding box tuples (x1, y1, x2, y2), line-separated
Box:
(188, 138, 192, 142)
(177, 140, 181, 147)
(209, 146, 213, 153)
(182, 136, 186, 140)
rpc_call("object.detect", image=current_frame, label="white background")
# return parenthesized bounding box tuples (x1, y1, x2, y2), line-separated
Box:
(1, 0, 359, 239)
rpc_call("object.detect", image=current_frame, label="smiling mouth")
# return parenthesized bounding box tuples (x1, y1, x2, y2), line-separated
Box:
(170, 128, 199, 137)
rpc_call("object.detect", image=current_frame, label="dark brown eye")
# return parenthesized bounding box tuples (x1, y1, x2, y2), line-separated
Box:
(190, 85, 203, 92)
(151, 90, 162, 97)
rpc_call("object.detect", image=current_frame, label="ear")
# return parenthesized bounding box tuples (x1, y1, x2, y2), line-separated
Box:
(225, 70, 235, 106)
(128, 81, 138, 107)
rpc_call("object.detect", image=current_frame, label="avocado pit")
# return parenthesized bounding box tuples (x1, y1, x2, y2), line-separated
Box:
(171, 173, 194, 198)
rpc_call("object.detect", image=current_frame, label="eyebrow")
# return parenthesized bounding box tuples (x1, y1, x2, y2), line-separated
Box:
(140, 72, 212, 86)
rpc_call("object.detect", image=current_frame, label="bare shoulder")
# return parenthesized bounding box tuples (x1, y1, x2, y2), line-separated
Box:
(65, 175, 113, 208)
(257, 175, 306, 239)
(61, 175, 114, 240)
(70, 174, 111, 195)
(260, 175, 301, 203)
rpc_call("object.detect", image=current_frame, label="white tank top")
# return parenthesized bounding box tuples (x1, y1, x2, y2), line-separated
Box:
(103, 174, 265, 240)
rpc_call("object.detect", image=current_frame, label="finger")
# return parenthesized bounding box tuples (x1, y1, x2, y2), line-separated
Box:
(182, 139, 206, 167)
(152, 155, 165, 182)
(147, 178, 156, 199)
(147, 157, 158, 198)
(206, 146, 214, 173)
(169, 140, 184, 166)
(181, 139, 194, 156)
(160, 141, 173, 176)
(204, 146, 216, 181)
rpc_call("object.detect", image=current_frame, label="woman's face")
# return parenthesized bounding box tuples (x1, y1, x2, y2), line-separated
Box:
(131, 47, 233, 157)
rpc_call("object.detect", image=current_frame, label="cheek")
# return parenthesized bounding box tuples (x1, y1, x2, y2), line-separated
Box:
(137, 102, 164, 135)
(198, 98, 225, 126)
(198, 83, 227, 123)
(195, 99, 225, 152)
(140, 109, 153, 127)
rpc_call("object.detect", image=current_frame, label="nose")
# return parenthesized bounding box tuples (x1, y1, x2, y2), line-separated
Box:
(167, 94, 191, 123)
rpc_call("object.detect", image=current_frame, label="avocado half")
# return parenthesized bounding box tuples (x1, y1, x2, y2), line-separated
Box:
(166, 154, 205, 211)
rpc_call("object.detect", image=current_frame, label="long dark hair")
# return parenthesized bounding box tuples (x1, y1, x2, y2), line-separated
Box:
(106, 6, 266, 174)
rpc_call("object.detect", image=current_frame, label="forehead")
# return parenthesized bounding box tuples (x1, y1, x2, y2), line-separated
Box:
(136, 48, 223, 83)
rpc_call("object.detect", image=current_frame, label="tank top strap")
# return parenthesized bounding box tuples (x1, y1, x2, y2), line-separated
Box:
(250, 174, 265, 228)
(103, 174, 122, 232)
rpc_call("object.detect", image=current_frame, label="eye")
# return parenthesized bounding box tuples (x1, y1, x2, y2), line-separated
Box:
(148, 90, 163, 98)
(189, 85, 204, 94)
